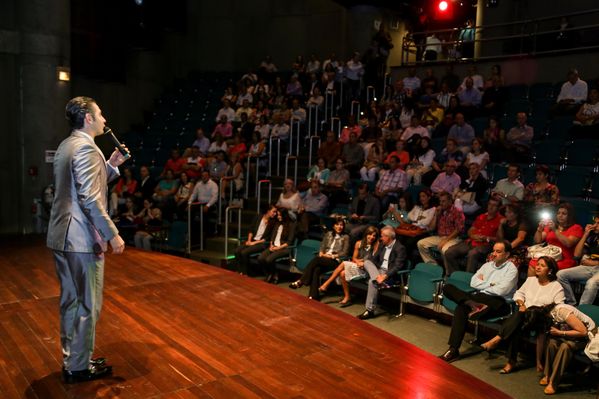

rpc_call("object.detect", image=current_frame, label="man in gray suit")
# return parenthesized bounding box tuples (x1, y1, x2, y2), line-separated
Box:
(358, 226, 407, 320)
(47, 96, 127, 383)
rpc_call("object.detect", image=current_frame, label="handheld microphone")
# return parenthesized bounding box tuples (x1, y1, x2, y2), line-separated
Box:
(103, 127, 131, 160)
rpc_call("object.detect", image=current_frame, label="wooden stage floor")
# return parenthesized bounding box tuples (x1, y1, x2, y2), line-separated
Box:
(0, 237, 512, 399)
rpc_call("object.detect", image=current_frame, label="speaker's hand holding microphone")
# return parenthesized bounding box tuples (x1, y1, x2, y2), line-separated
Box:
(104, 126, 131, 167)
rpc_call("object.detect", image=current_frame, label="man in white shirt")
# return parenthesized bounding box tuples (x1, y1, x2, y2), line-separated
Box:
(358, 226, 407, 320)
(554, 68, 588, 115)
(189, 170, 218, 213)
(439, 241, 518, 362)
(215, 99, 236, 123)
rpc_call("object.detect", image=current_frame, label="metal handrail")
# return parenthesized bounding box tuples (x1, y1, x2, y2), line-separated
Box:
(350, 100, 360, 118)
(308, 135, 321, 168)
(331, 117, 341, 140)
(257, 179, 272, 213)
(284, 153, 298, 185)
(187, 201, 206, 252)
(308, 105, 318, 135)
(245, 154, 251, 199)
(268, 136, 282, 177)
(224, 205, 242, 260)
(366, 86, 375, 104)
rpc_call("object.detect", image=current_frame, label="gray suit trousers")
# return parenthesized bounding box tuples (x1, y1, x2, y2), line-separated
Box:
(364, 260, 385, 311)
(53, 251, 104, 371)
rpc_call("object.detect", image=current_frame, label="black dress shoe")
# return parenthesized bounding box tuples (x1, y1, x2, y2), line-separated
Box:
(90, 357, 106, 366)
(357, 310, 376, 320)
(62, 364, 113, 384)
(289, 281, 303, 289)
(439, 348, 460, 363)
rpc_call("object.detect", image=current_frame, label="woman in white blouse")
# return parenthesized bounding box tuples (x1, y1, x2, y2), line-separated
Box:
(481, 256, 565, 373)
(406, 137, 436, 185)
(276, 179, 302, 221)
(464, 137, 490, 179)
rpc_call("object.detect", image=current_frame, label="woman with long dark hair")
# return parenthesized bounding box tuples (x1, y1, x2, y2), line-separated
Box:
(289, 218, 350, 300)
(235, 204, 278, 275)
(258, 208, 295, 284)
(481, 256, 565, 373)
(318, 226, 380, 306)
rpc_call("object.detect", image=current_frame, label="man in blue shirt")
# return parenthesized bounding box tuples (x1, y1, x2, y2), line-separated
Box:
(439, 240, 518, 362)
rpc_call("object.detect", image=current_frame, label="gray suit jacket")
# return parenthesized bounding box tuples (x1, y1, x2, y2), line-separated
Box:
(319, 231, 350, 258)
(47, 130, 120, 253)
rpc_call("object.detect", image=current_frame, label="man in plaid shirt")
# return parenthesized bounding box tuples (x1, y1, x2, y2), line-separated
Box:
(417, 191, 465, 269)
(374, 155, 408, 211)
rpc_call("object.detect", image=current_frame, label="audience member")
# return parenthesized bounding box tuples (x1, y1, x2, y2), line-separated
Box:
(444, 197, 502, 274)
(215, 99, 236, 123)
(297, 181, 329, 238)
(557, 215, 599, 305)
(318, 130, 342, 169)
(572, 87, 599, 138)
(531, 203, 583, 274)
(385, 139, 410, 170)
(235, 204, 278, 275)
(258, 209, 295, 284)
(162, 148, 186, 177)
(326, 158, 351, 206)
(464, 138, 490, 178)
(553, 68, 588, 115)
(357, 226, 407, 320)
(453, 162, 487, 215)
(133, 207, 164, 251)
(439, 241, 518, 363)
(290, 218, 350, 299)
(360, 138, 384, 182)
(208, 133, 228, 155)
(276, 178, 302, 221)
(174, 172, 194, 219)
(480, 256, 564, 373)
(109, 167, 137, 217)
(539, 303, 595, 395)
(492, 164, 524, 205)
(319, 226, 380, 306)
(431, 160, 461, 195)
(448, 113, 475, 154)
(496, 203, 529, 269)
(417, 191, 465, 267)
(523, 164, 560, 211)
(406, 137, 436, 185)
(504, 112, 534, 163)
(339, 115, 362, 143)
(374, 156, 408, 211)
(192, 128, 210, 156)
(135, 165, 157, 200)
(182, 145, 205, 181)
(341, 133, 365, 177)
(346, 183, 381, 241)
(482, 116, 505, 162)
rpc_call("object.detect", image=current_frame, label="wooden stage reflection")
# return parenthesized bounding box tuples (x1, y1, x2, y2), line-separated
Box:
(0, 237, 511, 398)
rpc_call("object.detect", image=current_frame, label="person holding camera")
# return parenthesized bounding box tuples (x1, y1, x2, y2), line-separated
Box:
(530, 203, 583, 277)
(557, 216, 599, 305)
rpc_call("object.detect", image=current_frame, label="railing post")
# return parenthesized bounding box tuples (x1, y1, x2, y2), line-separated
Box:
(187, 202, 205, 252)
(366, 86, 375, 104)
(218, 177, 224, 224)
(308, 135, 321, 168)
(331, 117, 341, 140)
(257, 179, 272, 213)
(351, 100, 360, 118)
(224, 205, 243, 260)
(245, 155, 251, 199)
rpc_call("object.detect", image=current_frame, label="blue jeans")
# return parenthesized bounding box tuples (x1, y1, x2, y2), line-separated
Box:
(556, 265, 599, 305)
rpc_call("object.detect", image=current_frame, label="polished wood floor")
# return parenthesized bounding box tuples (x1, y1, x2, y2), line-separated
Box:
(0, 237, 512, 398)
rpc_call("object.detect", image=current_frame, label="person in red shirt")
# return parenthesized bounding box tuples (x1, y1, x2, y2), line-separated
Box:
(384, 139, 410, 170)
(162, 148, 186, 177)
(444, 196, 503, 274)
(181, 145, 205, 181)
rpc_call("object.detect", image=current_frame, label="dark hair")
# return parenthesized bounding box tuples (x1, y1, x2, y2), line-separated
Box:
(502, 203, 522, 224)
(333, 216, 346, 230)
(535, 164, 550, 177)
(357, 182, 370, 192)
(415, 137, 432, 157)
(507, 163, 521, 173)
(261, 202, 278, 215)
(557, 202, 576, 228)
(496, 239, 512, 255)
(65, 96, 96, 129)
(522, 304, 555, 333)
(418, 188, 433, 210)
(537, 256, 559, 281)
(360, 226, 379, 251)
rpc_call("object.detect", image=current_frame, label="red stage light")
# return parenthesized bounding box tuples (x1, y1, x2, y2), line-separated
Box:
(438, 1, 448, 11)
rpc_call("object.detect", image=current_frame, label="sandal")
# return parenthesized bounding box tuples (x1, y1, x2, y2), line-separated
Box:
(499, 363, 516, 374)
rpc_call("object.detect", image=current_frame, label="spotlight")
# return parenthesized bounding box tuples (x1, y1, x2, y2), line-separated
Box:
(438, 1, 448, 11)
